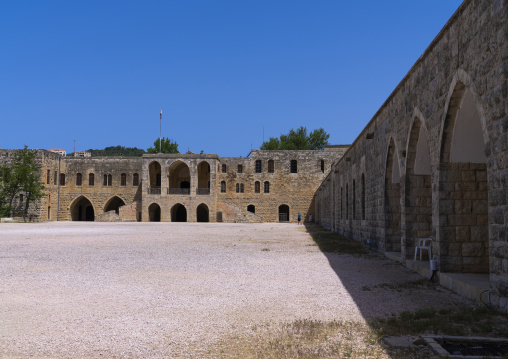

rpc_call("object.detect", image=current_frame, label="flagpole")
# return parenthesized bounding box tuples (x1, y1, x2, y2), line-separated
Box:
(159, 109, 162, 153)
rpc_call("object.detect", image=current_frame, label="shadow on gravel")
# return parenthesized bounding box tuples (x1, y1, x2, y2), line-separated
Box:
(303, 224, 508, 358)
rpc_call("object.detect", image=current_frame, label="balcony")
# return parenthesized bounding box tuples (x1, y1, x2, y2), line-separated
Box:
(197, 188, 210, 195)
(148, 188, 161, 195)
(167, 188, 190, 195)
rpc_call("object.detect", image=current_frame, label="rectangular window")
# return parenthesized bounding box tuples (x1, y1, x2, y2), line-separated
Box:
(133, 173, 139, 186)
(268, 160, 274, 173)
(54, 171, 57, 185)
(264, 181, 270, 193)
(47, 169, 50, 184)
(60, 173, 66, 186)
(290, 160, 298, 173)
(237, 164, 243, 173)
(221, 181, 226, 193)
(121, 173, 126, 186)
(222, 164, 227, 173)
(76, 173, 82, 186)
(216, 211, 223, 222)
(321, 160, 325, 173)
(89, 173, 95, 186)
(255, 160, 262, 173)
(255, 181, 260, 193)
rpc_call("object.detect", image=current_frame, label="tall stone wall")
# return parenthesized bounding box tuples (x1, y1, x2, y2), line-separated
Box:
(315, 0, 508, 310)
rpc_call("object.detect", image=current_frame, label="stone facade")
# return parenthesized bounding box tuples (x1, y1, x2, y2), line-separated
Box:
(314, 0, 508, 311)
(0, 146, 346, 226)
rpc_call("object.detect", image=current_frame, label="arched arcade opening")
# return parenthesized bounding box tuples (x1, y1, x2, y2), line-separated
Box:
(148, 203, 161, 222)
(171, 203, 187, 222)
(384, 138, 402, 252)
(196, 203, 209, 222)
(168, 161, 191, 194)
(70, 196, 95, 221)
(104, 196, 126, 214)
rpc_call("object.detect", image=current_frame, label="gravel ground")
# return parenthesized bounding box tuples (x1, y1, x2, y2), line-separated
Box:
(0, 222, 468, 358)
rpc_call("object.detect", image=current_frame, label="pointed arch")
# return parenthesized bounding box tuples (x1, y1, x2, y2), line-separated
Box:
(104, 196, 126, 214)
(168, 161, 191, 194)
(70, 195, 95, 221)
(171, 203, 187, 222)
(196, 203, 209, 222)
(148, 203, 161, 222)
(384, 136, 402, 252)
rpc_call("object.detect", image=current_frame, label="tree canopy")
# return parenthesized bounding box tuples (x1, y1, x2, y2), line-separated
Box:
(0, 146, 45, 217)
(260, 127, 330, 150)
(147, 137, 179, 154)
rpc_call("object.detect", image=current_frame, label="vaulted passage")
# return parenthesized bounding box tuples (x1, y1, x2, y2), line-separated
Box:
(384, 139, 402, 252)
(70, 196, 95, 221)
(439, 86, 489, 273)
(148, 203, 161, 222)
(196, 203, 209, 222)
(197, 161, 210, 195)
(148, 161, 162, 194)
(171, 203, 187, 222)
(404, 118, 432, 259)
(104, 196, 126, 214)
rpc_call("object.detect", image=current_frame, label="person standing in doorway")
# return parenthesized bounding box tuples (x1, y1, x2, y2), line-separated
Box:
(309, 214, 313, 224)
(297, 213, 301, 225)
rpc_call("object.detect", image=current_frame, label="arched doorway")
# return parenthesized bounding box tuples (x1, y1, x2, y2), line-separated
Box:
(384, 138, 402, 253)
(148, 203, 161, 222)
(404, 117, 432, 259)
(171, 203, 187, 222)
(196, 203, 209, 222)
(278, 205, 289, 222)
(168, 161, 191, 194)
(197, 161, 211, 195)
(247, 205, 255, 213)
(70, 196, 95, 221)
(104, 196, 126, 214)
(439, 86, 488, 273)
(148, 161, 162, 194)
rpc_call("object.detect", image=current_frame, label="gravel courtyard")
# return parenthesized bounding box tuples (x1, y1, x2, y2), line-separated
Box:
(0, 222, 467, 358)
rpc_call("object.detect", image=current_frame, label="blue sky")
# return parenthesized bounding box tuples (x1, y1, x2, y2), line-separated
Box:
(0, 1, 462, 157)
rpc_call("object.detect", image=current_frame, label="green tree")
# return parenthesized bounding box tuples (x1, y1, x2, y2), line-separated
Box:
(260, 126, 330, 150)
(147, 137, 179, 154)
(0, 146, 46, 217)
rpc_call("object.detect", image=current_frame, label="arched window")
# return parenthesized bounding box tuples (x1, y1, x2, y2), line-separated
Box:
(268, 160, 274, 173)
(255, 160, 262, 173)
(76, 173, 82, 186)
(255, 181, 260, 193)
(120, 173, 127, 186)
(221, 181, 226, 193)
(133, 173, 139, 186)
(361, 174, 365, 220)
(290, 160, 297, 173)
(89, 173, 94, 186)
(240, 183, 244, 193)
(264, 181, 270, 193)
(222, 164, 227, 173)
(236, 183, 240, 193)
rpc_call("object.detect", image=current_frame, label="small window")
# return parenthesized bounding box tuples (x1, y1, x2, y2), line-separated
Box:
(46, 169, 50, 184)
(108, 174, 112, 186)
(103, 174, 108, 186)
(290, 160, 297, 173)
(320, 160, 325, 173)
(236, 183, 240, 193)
(54, 171, 57, 185)
(240, 183, 244, 193)
(268, 160, 274, 173)
(237, 164, 243, 174)
(104, 174, 112, 186)
(133, 173, 139, 186)
(222, 164, 227, 173)
(255, 160, 262, 173)
(89, 173, 95, 186)
(121, 173, 127, 186)
(76, 173, 82, 186)
(264, 181, 270, 193)
(60, 173, 66, 186)
(221, 181, 226, 193)
(247, 205, 255, 213)
(255, 181, 260, 194)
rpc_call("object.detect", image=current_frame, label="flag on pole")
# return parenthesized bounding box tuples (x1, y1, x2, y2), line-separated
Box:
(160, 109, 162, 120)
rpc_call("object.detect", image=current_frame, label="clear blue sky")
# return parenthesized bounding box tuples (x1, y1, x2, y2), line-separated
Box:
(0, 1, 462, 157)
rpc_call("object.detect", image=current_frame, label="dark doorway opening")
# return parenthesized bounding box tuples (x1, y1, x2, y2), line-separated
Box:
(171, 204, 187, 222)
(196, 204, 209, 222)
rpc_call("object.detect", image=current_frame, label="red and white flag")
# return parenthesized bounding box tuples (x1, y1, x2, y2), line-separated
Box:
(160, 109, 162, 120)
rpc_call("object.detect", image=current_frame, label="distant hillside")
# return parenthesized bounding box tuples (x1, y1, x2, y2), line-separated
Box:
(68, 146, 146, 157)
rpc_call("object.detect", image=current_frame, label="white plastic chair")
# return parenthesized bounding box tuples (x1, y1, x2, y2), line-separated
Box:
(414, 236, 433, 261)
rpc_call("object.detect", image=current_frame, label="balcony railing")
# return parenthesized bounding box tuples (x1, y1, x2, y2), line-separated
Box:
(148, 187, 161, 195)
(167, 188, 190, 195)
(197, 188, 210, 195)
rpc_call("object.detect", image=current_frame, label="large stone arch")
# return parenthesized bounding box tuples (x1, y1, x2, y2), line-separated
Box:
(384, 136, 402, 252)
(148, 161, 162, 192)
(171, 203, 187, 222)
(438, 76, 489, 274)
(70, 196, 95, 221)
(148, 203, 161, 222)
(168, 161, 191, 194)
(403, 115, 432, 259)
(197, 161, 211, 193)
(196, 203, 209, 222)
(104, 196, 126, 214)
